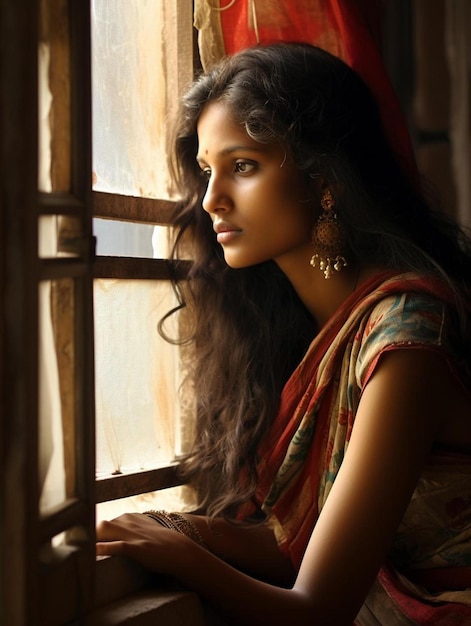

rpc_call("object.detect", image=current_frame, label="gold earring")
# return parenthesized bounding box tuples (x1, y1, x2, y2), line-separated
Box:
(310, 190, 348, 279)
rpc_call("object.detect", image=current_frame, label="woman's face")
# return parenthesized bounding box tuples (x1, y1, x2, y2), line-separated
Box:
(196, 100, 316, 270)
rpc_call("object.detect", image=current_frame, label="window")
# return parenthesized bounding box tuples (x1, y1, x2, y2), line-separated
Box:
(91, 0, 195, 522)
(2, 1, 96, 622)
(1, 0, 197, 623)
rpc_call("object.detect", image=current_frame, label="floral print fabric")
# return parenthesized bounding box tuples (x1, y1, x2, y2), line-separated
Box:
(252, 272, 471, 621)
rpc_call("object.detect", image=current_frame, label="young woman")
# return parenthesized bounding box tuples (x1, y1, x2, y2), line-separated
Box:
(96, 43, 471, 624)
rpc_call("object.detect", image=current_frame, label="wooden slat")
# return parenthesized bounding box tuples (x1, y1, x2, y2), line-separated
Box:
(39, 191, 85, 214)
(39, 498, 89, 543)
(93, 191, 177, 224)
(69, 0, 96, 569)
(93, 256, 191, 280)
(1, 1, 40, 622)
(39, 257, 89, 279)
(95, 463, 183, 503)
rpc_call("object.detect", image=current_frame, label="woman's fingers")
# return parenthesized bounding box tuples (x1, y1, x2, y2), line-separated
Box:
(96, 539, 128, 556)
(95, 512, 192, 575)
(96, 513, 154, 540)
(96, 519, 134, 542)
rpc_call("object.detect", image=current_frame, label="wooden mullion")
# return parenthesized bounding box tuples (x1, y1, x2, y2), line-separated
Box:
(39, 191, 85, 215)
(70, 2, 92, 203)
(93, 256, 191, 280)
(93, 190, 177, 224)
(39, 498, 89, 543)
(95, 462, 183, 503)
(68, 0, 96, 598)
(1, 0, 40, 623)
(39, 258, 89, 280)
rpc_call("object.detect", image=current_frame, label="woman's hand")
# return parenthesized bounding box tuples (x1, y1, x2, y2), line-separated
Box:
(96, 512, 196, 576)
(96, 511, 294, 586)
(96, 512, 309, 626)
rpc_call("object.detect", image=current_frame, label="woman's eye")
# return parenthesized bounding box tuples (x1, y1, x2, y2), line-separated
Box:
(201, 168, 211, 180)
(235, 161, 255, 174)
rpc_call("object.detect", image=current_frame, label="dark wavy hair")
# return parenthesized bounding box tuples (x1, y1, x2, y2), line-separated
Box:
(163, 42, 471, 518)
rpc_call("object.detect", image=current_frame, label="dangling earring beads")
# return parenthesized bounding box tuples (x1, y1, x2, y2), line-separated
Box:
(310, 189, 348, 279)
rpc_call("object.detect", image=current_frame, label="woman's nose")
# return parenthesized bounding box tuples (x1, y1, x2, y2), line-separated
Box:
(202, 174, 232, 214)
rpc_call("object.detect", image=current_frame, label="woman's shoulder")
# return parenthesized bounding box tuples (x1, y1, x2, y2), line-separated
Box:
(364, 289, 449, 341)
(355, 285, 463, 389)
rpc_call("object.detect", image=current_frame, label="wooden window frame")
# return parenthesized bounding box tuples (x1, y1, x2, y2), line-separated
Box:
(1, 1, 198, 623)
(1, 1, 41, 622)
(1, 0, 98, 623)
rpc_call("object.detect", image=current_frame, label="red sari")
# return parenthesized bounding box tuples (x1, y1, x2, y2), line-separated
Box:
(249, 272, 471, 623)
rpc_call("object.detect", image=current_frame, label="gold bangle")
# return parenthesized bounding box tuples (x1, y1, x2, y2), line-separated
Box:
(143, 510, 208, 550)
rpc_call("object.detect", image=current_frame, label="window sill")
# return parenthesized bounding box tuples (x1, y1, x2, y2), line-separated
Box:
(86, 588, 211, 625)
(87, 555, 226, 625)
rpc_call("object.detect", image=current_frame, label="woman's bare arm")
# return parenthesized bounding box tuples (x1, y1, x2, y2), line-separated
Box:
(182, 513, 295, 585)
(97, 349, 457, 625)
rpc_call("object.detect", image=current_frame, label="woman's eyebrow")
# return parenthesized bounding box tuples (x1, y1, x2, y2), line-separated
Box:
(196, 145, 266, 163)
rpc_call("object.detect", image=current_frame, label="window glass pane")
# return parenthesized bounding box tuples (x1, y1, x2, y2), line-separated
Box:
(94, 279, 183, 476)
(93, 220, 172, 258)
(38, 40, 53, 193)
(94, 219, 153, 258)
(39, 215, 83, 258)
(39, 0, 72, 193)
(91, 0, 193, 199)
(39, 279, 76, 512)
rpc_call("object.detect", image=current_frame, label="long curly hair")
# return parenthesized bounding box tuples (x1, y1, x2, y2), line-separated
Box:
(163, 42, 471, 518)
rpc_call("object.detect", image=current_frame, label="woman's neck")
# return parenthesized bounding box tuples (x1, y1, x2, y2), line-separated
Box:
(277, 255, 381, 327)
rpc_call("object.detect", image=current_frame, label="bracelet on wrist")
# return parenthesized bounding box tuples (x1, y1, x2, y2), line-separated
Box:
(143, 509, 209, 550)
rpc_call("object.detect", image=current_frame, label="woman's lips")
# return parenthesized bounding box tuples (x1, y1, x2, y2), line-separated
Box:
(216, 230, 242, 244)
(214, 222, 242, 244)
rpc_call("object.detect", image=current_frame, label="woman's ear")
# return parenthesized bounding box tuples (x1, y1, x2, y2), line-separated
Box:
(317, 177, 344, 205)
(313, 177, 332, 207)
